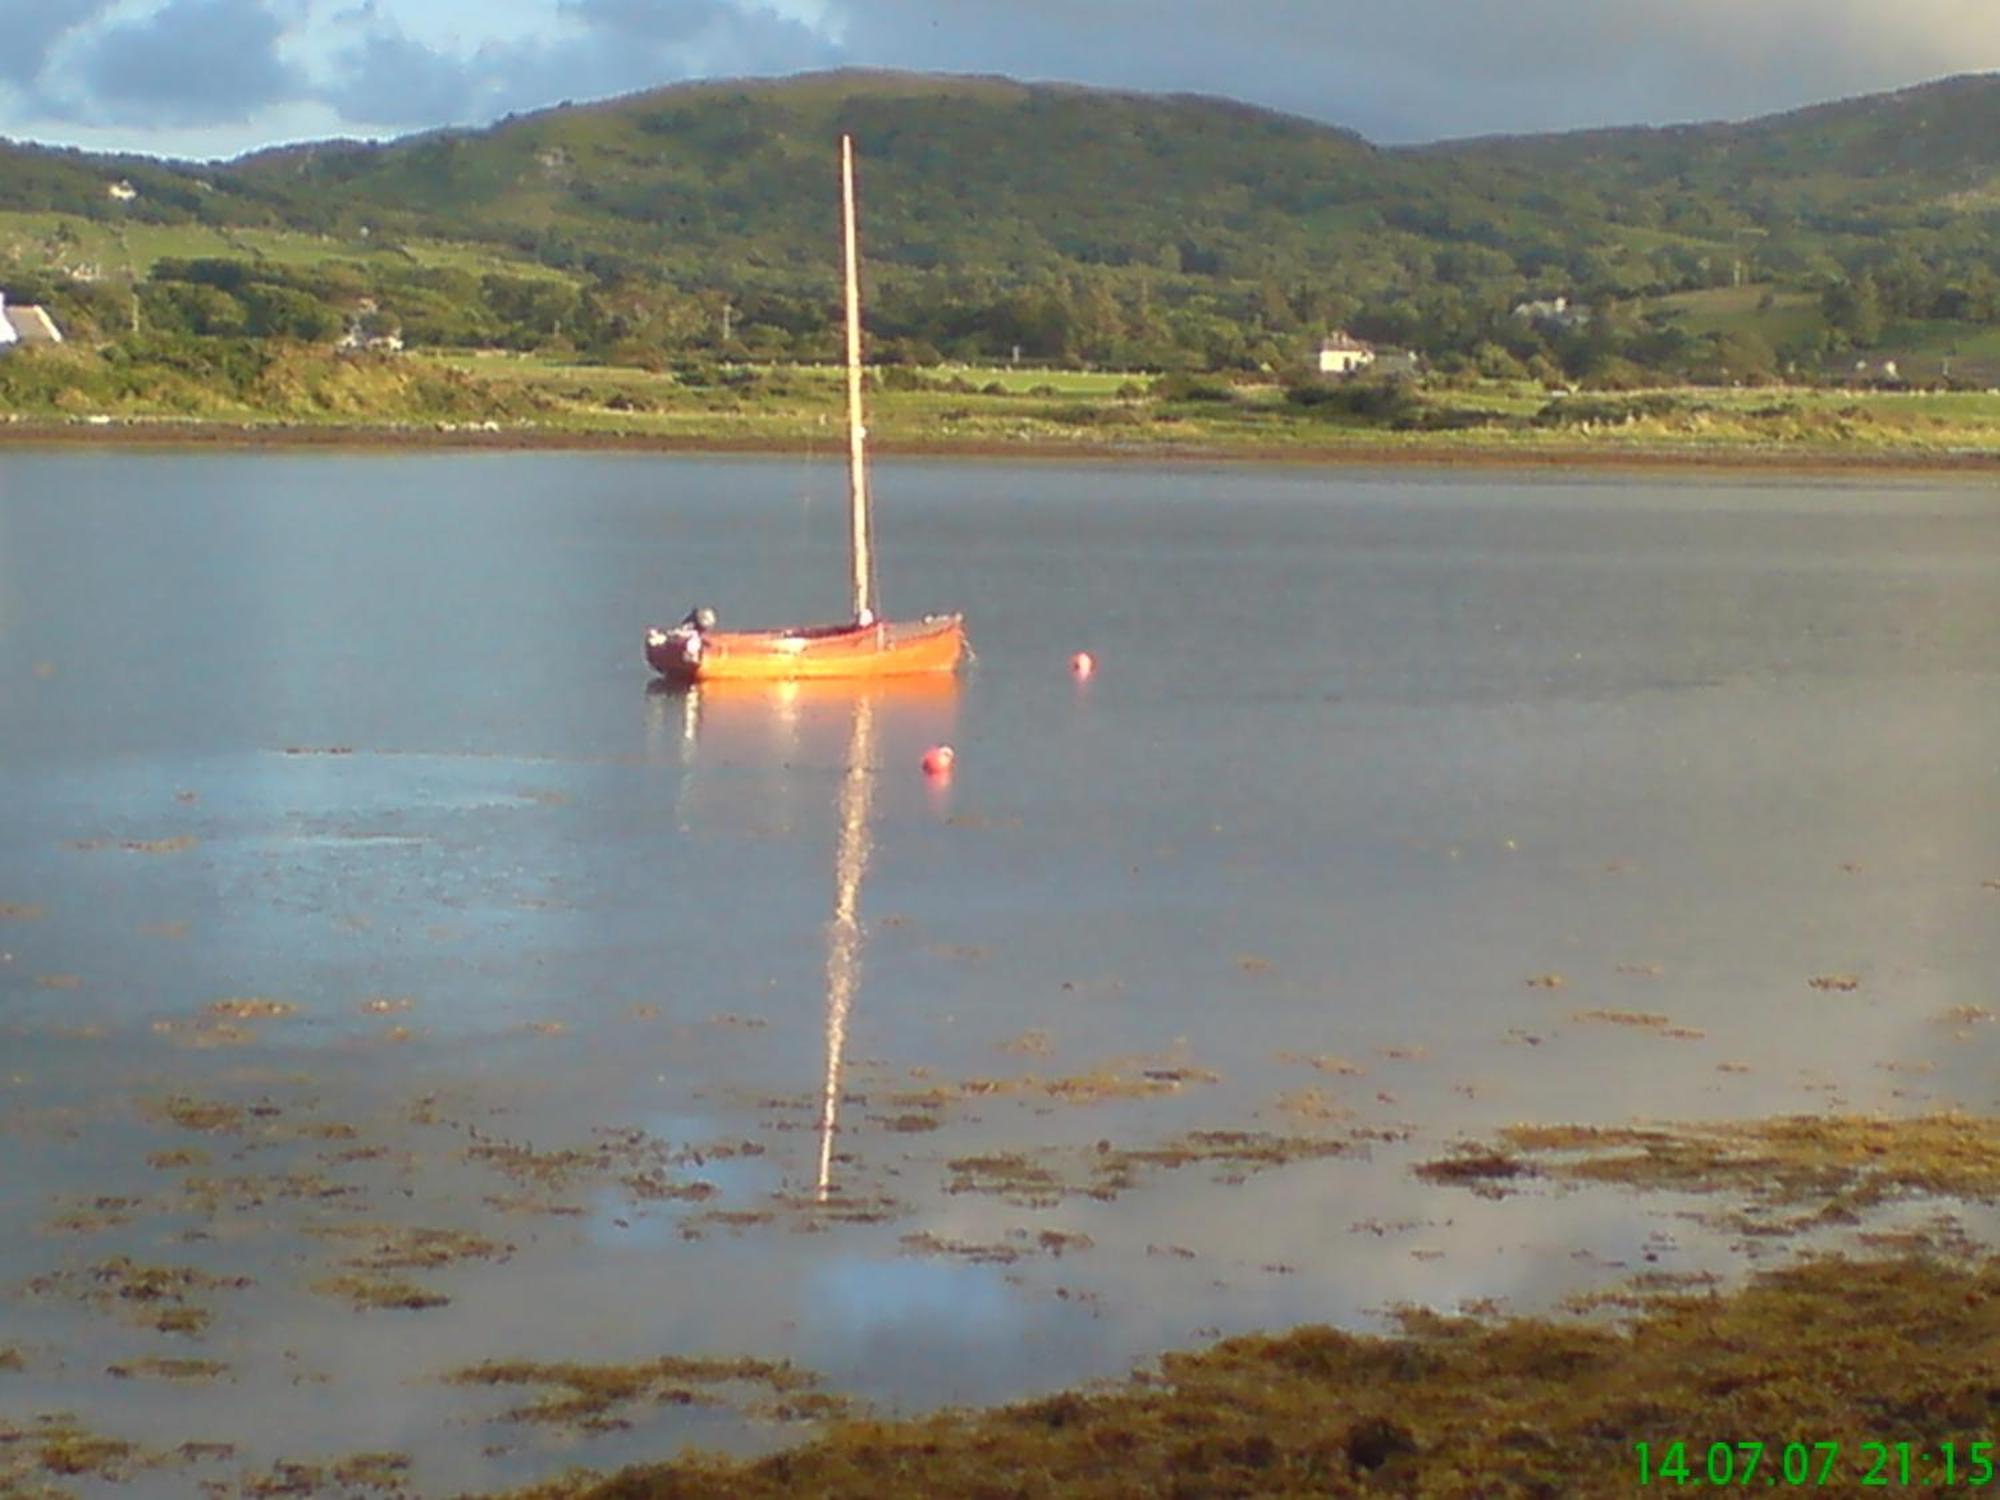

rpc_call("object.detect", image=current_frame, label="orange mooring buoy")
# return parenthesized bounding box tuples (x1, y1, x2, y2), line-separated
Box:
(1071, 651, 1095, 679)
(921, 744, 956, 776)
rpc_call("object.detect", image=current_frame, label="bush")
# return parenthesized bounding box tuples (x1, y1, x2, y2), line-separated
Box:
(1392, 406, 1505, 432)
(605, 342, 668, 372)
(1282, 382, 1345, 407)
(1532, 393, 1683, 428)
(1576, 357, 1653, 391)
(239, 285, 341, 343)
(1149, 372, 1233, 402)
(140, 282, 248, 338)
(1042, 402, 1142, 426)
(1284, 377, 1419, 422)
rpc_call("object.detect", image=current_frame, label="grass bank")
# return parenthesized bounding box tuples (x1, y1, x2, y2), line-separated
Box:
(7, 345, 2000, 470)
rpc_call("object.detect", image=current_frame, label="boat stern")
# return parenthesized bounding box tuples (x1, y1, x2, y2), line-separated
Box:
(645, 624, 703, 681)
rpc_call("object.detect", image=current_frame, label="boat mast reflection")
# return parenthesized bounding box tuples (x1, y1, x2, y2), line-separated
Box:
(817, 692, 875, 1200)
(658, 674, 958, 1203)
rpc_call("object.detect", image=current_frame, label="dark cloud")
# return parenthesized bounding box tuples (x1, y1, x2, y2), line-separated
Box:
(318, 18, 482, 124)
(827, 0, 2000, 141)
(321, 0, 841, 128)
(65, 0, 303, 126)
(821, 0, 2000, 141)
(0, 0, 120, 90)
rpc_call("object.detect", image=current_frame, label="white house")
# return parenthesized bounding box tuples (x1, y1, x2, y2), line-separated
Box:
(0, 292, 63, 348)
(107, 180, 138, 203)
(336, 328, 405, 353)
(1318, 332, 1376, 376)
(337, 301, 405, 353)
(1512, 295, 1591, 332)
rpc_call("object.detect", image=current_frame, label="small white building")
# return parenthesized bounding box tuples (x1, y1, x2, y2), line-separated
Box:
(0, 292, 63, 348)
(336, 306, 404, 354)
(1318, 332, 1376, 376)
(1512, 295, 1591, 332)
(107, 180, 138, 203)
(337, 297, 405, 353)
(337, 328, 402, 352)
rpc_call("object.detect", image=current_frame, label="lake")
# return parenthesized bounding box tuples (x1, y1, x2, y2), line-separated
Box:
(1, 451, 1996, 1494)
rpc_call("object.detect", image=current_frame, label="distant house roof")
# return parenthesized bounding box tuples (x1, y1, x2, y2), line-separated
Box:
(1320, 332, 1375, 353)
(4, 304, 63, 344)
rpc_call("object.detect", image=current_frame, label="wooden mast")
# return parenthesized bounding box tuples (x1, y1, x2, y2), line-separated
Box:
(841, 135, 876, 625)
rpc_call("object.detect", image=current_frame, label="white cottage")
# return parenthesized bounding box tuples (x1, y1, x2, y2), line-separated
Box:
(1512, 295, 1591, 331)
(1317, 332, 1375, 376)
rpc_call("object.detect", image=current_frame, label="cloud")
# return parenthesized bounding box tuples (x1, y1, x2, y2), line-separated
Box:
(55, 0, 305, 127)
(318, 14, 483, 123)
(320, 0, 842, 129)
(824, 0, 2000, 141)
(556, 0, 745, 47)
(0, 0, 121, 90)
(1298, 0, 2000, 139)
(3, 0, 2000, 157)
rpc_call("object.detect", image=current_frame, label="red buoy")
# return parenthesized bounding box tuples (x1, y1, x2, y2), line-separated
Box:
(921, 744, 956, 776)
(1071, 651, 1095, 679)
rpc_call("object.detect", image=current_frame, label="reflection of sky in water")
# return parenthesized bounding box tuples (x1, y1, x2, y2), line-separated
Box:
(0, 453, 1995, 1492)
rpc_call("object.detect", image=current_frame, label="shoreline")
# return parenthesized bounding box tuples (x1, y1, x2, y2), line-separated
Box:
(4, 417, 2000, 475)
(549, 1250, 2000, 1500)
(540, 1111, 2000, 1498)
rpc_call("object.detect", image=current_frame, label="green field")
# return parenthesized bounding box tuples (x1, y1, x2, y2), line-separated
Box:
(1638, 284, 2000, 385)
(0, 211, 575, 286)
(1648, 284, 1825, 343)
(11, 333, 2000, 462)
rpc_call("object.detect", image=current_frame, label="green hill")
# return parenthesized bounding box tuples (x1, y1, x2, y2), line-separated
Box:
(4, 68, 2000, 380)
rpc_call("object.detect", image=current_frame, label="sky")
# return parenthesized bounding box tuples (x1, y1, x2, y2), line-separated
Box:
(1, 0, 1996, 162)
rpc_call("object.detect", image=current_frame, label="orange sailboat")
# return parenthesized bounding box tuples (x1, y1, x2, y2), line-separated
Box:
(646, 136, 967, 684)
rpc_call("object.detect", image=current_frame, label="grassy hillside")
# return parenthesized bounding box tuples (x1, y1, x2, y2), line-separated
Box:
(3, 69, 2000, 383)
(0, 210, 573, 285)
(224, 73, 1384, 274)
(1436, 73, 2000, 210)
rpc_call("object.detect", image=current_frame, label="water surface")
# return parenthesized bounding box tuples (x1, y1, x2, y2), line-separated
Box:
(1, 453, 1996, 1493)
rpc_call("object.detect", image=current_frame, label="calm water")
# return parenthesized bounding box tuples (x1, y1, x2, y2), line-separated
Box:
(1, 452, 1996, 1493)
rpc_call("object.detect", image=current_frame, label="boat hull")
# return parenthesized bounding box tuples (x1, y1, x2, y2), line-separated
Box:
(647, 615, 966, 683)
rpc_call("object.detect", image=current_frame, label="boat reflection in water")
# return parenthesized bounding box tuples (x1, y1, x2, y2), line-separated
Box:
(649, 674, 961, 1201)
(816, 688, 875, 1200)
